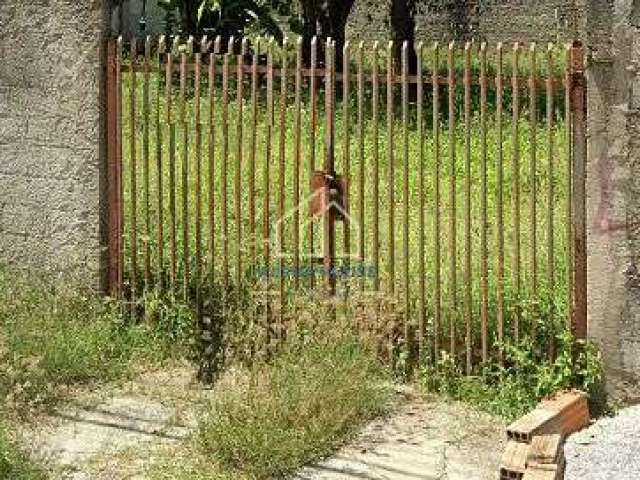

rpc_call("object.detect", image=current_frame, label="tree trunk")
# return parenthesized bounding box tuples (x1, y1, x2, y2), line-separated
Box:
(299, 0, 356, 67)
(390, 0, 417, 73)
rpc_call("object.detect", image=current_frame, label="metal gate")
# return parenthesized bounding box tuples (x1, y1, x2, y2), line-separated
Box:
(105, 36, 587, 370)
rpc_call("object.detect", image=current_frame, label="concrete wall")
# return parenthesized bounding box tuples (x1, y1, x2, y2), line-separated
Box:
(347, 0, 586, 44)
(114, 0, 167, 38)
(586, 0, 640, 402)
(0, 1, 109, 287)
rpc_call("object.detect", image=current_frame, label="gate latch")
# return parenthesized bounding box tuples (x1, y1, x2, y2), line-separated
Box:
(309, 171, 347, 221)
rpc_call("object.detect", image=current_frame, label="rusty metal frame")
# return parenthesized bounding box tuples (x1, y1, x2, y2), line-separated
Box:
(105, 35, 589, 367)
(570, 41, 587, 340)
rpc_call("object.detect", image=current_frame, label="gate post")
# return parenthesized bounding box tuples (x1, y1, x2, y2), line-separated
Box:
(570, 41, 587, 340)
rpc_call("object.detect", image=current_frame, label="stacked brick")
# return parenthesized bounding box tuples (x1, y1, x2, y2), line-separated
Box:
(499, 391, 590, 480)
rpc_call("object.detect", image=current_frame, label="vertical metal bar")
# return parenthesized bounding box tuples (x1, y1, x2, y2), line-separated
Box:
(402, 41, 411, 355)
(264, 39, 274, 343)
(117, 37, 124, 296)
(357, 41, 366, 291)
(235, 38, 247, 287)
(180, 38, 191, 300)
(565, 43, 573, 330)
(529, 43, 538, 299)
(293, 38, 303, 290)
(342, 40, 351, 295)
(129, 38, 138, 308)
(208, 37, 221, 282)
(143, 37, 152, 287)
(167, 38, 177, 289)
(386, 41, 395, 296)
(417, 41, 426, 363)
(447, 42, 456, 357)
(570, 41, 587, 340)
(463, 42, 472, 374)
(156, 37, 166, 288)
(480, 42, 489, 364)
(309, 37, 318, 289)
(512, 43, 521, 342)
(222, 38, 231, 290)
(249, 38, 260, 279)
(278, 38, 288, 329)
(195, 41, 203, 317)
(433, 42, 441, 361)
(372, 42, 380, 292)
(107, 40, 121, 297)
(546, 43, 556, 359)
(324, 39, 337, 296)
(496, 43, 505, 362)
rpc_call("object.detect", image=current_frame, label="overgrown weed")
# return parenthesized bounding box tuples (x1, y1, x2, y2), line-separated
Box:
(421, 329, 605, 420)
(0, 420, 43, 480)
(197, 331, 392, 479)
(0, 266, 194, 414)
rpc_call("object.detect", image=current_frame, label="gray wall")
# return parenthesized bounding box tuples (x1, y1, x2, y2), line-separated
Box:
(586, 0, 640, 402)
(0, 1, 109, 287)
(114, 0, 167, 38)
(347, 0, 586, 44)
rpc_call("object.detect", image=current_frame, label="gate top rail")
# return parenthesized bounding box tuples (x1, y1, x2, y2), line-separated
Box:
(110, 35, 579, 88)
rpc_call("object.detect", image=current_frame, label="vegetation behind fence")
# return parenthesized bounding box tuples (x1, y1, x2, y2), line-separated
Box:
(106, 35, 586, 374)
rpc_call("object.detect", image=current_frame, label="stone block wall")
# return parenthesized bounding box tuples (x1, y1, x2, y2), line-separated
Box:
(347, 0, 586, 44)
(0, 1, 109, 287)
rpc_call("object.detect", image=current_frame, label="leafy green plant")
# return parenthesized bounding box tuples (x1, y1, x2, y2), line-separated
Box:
(158, 0, 283, 39)
(421, 330, 604, 420)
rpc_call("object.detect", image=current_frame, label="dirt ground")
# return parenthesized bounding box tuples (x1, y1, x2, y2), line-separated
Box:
(297, 390, 505, 480)
(17, 366, 504, 480)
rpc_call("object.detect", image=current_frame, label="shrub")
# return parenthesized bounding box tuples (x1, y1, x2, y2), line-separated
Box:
(421, 330, 605, 420)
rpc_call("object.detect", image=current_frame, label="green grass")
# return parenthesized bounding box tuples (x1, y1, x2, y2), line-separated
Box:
(0, 421, 43, 480)
(143, 326, 392, 480)
(198, 338, 391, 479)
(0, 266, 194, 413)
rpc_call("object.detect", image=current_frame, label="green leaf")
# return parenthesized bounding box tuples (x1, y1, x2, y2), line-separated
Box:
(197, 1, 207, 23)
